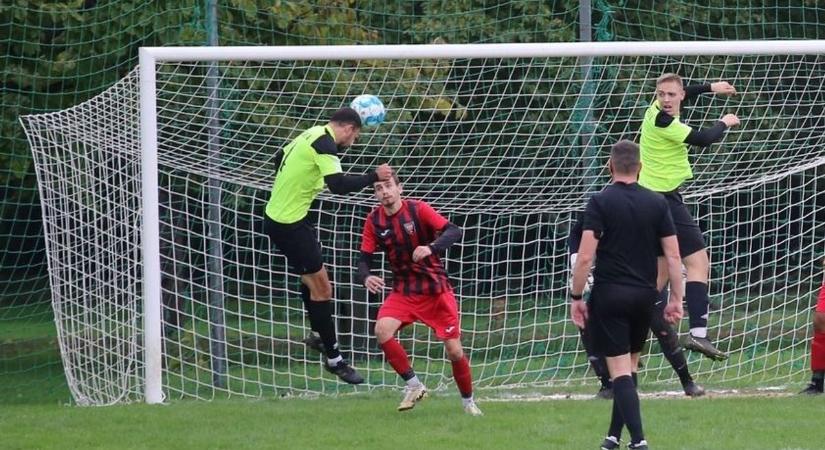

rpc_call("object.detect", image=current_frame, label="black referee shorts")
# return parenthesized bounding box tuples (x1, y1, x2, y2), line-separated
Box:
(663, 190, 706, 258)
(589, 283, 657, 357)
(263, 214, 324, 275)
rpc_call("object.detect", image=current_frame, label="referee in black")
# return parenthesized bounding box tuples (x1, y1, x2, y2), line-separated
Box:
(569, 140, 685, 450)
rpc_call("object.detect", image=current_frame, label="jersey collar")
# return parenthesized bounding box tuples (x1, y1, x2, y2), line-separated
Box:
(324, 124, 337, 143)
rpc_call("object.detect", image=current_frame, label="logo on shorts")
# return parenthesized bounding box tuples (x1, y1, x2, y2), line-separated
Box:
(403, 221, 415, 235)
(445, 325, 456, 334)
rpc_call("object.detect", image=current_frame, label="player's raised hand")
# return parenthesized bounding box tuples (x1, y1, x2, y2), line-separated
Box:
(720, 113, 740, 128)
(570, 299, 588, 329)
(364, 275, 385, 294)
(412, 245, 432, 262)
(375, 164, 393, 181)
(663, 297, 684, 325)
(711, 81, 736, 95)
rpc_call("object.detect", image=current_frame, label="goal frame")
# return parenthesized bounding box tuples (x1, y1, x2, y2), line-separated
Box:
(138, 40, 825, 404)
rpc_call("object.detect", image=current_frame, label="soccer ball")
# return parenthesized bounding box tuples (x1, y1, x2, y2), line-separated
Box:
(350, 94, 386, 126)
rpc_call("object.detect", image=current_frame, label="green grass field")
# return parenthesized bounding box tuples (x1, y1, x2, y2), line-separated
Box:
(2, 300, 822, 449)
(1, 392, 822, 449)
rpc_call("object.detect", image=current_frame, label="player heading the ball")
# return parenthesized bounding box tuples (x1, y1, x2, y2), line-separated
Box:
(263, 106, 392, 384)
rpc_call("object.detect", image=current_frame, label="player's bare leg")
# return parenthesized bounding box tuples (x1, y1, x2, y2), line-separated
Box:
(445, 338, 481, 416)
(301, 268, 363, 384)
(376, 317, 427, 410)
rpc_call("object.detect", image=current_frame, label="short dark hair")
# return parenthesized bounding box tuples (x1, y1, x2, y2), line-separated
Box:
(610, 139, 640, 175)
(330, 107, 362, 128)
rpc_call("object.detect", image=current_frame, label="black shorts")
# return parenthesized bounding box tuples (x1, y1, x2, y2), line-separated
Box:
(263, 214, 323, 275)
(662, 191, 705, 258)
(589, 283, 657, 357)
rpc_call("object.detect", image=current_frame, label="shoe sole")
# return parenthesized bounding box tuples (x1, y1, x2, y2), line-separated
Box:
(397, 391, 428, 411)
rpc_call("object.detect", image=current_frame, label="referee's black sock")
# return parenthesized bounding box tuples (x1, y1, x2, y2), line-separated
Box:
(685, 281, 709, 331)
(607, 398, 624, 439)
(306, 300, 341, 360)
(613, 375, 644, 445)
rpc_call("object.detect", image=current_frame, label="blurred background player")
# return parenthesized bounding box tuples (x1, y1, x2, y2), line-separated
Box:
(568, 216, 705, 398)
(639, 73, 740, 361)
(800, 257, 825, 395)
(357, 173, 482, 416)
(571, 140, 684, 450)
(263, 107, 392, 384)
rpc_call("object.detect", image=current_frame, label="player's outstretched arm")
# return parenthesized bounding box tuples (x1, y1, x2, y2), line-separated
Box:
(710, 81, 737, 96)
(683, 81, 736, 102)
(325, 164, 393, 195)
(683, 113, 740, 147)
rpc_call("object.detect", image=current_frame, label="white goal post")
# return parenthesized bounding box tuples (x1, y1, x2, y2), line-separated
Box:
(22, 40, 825, 405)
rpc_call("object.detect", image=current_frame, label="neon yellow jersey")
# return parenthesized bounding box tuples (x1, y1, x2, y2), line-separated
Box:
(265, 125, 343, 224)
(639, 100, 694, 192)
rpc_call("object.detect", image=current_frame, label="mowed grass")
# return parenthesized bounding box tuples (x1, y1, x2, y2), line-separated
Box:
(0, 392, 821, 449)
(1, 295, 820, 449)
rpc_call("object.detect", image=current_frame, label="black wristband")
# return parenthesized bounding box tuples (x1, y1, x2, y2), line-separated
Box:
(570, 293, 583, 301)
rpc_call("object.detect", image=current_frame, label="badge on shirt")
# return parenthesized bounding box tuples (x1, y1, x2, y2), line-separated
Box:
(403, 221, 415, 235)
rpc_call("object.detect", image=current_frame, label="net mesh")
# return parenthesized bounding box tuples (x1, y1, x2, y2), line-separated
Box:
(19, 48, 825, 403)
(5, 0, 825, 404)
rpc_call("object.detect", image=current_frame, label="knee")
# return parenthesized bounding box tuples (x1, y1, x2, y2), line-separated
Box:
(684, 250, 709, 270)
(813, 313, 825, 333)
(653, 325, 678, 352)
(374, 322, 395, 343)
(445, 342, 464, 361)
(310, 280, 333, 300)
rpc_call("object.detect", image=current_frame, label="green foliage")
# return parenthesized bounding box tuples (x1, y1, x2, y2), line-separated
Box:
(3, 0, 825, 405)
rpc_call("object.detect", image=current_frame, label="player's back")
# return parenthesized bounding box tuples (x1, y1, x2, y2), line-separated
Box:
(585, 182, 671, 290)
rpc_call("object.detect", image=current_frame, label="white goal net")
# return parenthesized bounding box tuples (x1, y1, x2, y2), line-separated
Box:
(20, 42, 825, 405)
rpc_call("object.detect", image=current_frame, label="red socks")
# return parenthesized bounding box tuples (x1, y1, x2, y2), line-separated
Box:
(380, 338, 412, 376)
(451, 356, 473, 398)
(812, 331, 825, 371)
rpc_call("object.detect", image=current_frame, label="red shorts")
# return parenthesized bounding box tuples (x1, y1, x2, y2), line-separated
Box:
(377, 289, 461, 340)
(816, 283, 825, 313)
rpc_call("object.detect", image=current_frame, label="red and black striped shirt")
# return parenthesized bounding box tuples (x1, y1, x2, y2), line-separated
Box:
(360, 199, 452, 295)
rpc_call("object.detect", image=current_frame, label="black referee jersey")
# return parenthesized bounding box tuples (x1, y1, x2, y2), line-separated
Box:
(582, 181, 676, 290)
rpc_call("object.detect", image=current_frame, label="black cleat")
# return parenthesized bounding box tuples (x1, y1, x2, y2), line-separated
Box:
(683, 335, 728, 361)
(325, 359, 364, 385)
(302, 333, 325, 354)
(595, 385, 614, 400)
(628, 440, 649, 450)
(799, 383, 823, 395)
(683, 381, 706, 397)
(599, 436, 621, 450)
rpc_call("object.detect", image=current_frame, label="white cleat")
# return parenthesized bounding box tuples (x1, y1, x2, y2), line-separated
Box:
(397, 384, 428, 411)
(463, 400, 483, 416)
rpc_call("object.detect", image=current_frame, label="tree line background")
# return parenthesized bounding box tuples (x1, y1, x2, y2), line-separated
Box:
(2, 0, 824, 401)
